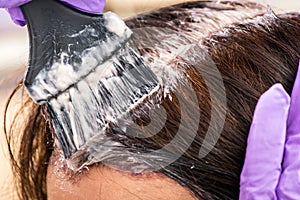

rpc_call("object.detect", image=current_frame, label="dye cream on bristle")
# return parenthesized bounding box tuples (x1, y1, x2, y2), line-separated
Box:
(104, 12, 128, 36)
(48, 43, 160, 158)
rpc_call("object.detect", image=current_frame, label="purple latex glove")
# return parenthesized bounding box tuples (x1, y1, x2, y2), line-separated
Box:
(240, 62, 300, 200)
(0, 0, 30, 26)
(276, 61, 300, 199)
(0, 0, 106, 26)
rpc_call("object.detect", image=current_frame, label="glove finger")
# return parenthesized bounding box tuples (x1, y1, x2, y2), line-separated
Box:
(0, 0, 30, 8)
(59, 0, 106, 14)
(7, 7, 26, 26)
(239, 83, 290, 200)
(277, 62, 300, 199)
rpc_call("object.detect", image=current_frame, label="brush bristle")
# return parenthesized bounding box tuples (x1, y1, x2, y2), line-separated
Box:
(47, 44, 159, 158)
(23, 11, 160, 158)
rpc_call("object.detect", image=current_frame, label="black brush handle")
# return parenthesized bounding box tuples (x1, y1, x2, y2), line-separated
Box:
(21, 0, 132, 103)
(21, 0, 105, 87)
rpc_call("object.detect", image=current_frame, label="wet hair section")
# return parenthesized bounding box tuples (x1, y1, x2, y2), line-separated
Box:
(58, 1, 269, 173)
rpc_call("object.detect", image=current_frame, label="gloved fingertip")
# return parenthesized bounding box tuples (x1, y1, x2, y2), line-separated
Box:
(254, 83, 290, 119)
(7, 7, 27, 26)
(14, 19, 27, 26)
(263, 83, 290, 104)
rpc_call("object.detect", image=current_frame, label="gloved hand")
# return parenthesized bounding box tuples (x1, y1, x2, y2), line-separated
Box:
(239, 62, 300, 199)
(0, 0, 106, 26)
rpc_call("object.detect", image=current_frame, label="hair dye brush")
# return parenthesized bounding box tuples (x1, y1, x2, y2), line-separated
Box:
(21, 0, 159, 161)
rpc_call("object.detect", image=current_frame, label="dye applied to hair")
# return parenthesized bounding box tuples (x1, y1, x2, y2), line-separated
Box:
(23, 10, 164, 162)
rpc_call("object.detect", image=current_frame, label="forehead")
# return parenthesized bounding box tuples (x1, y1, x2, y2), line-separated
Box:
(47, 158, 197, 200)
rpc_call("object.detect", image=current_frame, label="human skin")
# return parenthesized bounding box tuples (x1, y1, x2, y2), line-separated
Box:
(47, 157, 197, 200)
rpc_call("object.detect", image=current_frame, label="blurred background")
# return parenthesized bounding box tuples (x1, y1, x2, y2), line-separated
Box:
(1, 0, 300, 199)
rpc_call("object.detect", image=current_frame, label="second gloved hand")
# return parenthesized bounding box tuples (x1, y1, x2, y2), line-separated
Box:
(239, 61, 300, 199)
(1, 0, 106, 26)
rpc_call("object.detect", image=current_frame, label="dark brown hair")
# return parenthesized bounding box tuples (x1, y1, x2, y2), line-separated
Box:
(4, 1, 300, 199)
